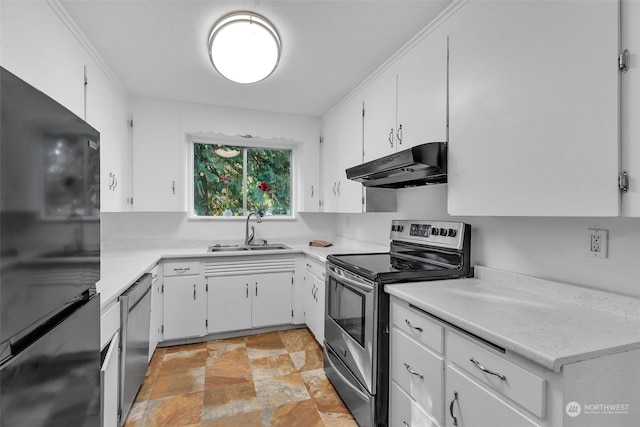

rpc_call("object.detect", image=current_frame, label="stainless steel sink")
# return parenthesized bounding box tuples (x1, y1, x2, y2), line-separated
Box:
(207, 245, 250, 252)
(207, 243, 290, 252)
(247, 244, 290, 251)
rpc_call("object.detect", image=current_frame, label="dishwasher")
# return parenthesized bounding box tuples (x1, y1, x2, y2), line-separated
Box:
(119, 273, 152, 425)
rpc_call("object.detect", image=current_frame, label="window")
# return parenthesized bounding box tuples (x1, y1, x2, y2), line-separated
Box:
(193, 142, 292, 217)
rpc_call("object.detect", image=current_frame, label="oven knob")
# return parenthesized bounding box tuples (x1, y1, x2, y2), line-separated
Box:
(448, 228, 457, 237)
(391, 225, 397, 232)
(398, 225, 404, 232)
(432, 228, 439, 236)
(440, 228, 447, 236)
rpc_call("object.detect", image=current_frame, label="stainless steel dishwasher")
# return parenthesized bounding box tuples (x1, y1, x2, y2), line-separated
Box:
(119, 273, 152, 425)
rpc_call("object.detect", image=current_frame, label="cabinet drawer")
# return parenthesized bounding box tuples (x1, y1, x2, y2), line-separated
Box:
(446, 365, 541, 427)
(163, 260, 200, 277)
(391, 301, 443, 353)
(390, 381, 439, 427)
(391, 328, 444, 423)
(447, 332, 546, 418)
(304, 257, 326, 281)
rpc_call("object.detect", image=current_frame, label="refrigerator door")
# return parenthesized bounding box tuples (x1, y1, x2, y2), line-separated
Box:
(0, 295, 100, 426)
(1, 67, 100, 345)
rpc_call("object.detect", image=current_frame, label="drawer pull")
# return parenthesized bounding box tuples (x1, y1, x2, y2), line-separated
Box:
(405, 319, 423, 332)
(470, 357, 507, 381)
(450, 391, 459, 426)
(403, 422, 410, 427)
(403, 363, 423, 380)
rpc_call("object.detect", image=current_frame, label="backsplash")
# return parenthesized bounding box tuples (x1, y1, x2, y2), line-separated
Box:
(337, 184, 640, 298)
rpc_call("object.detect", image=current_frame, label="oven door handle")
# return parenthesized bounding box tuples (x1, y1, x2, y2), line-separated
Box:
(328, 267, 373, 293)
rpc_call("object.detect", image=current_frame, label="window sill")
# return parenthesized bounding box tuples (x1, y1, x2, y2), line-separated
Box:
(187, 215, 298, 222)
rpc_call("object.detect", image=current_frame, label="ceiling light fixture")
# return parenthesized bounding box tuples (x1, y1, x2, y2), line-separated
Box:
(208, 12, 281, 84)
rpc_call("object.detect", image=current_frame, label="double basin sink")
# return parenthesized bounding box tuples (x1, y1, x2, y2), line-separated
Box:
(207, 243, 291, 253)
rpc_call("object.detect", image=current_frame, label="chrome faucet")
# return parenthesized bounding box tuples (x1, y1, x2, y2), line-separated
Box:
(244, 211, 263, 245)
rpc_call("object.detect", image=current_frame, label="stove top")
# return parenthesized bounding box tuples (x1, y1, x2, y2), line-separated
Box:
(327, 219, 472, 283)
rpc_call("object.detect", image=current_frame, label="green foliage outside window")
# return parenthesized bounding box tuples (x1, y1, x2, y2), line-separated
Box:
(193, 143, 291, 217)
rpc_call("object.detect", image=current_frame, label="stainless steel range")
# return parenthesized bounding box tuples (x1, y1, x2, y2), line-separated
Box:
(324, 220, 472, 427)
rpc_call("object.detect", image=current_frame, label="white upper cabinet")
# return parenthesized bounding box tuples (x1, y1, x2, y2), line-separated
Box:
(447, 0, 620, 216)
(131, 112, 184, 212)
(396, 32, 448, 148)
(321, 96, 363, 213)
(362, 32, 448, 162)
(298, 131, 321, 213)
(85, 64, 132, 213)
(362, 68, 397, 162)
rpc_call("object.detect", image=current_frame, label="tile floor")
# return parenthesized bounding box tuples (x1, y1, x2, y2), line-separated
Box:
(124, 328, 358, 427)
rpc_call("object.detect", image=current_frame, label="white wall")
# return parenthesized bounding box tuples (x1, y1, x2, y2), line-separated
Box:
(102, 97, 331, 246)
(336, 184, 640, 298)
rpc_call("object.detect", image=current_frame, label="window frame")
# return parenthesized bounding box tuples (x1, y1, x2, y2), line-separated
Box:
(187, 135, 297, 220)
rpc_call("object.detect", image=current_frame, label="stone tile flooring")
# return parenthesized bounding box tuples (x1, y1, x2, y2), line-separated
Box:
(124, 328, 358, 427)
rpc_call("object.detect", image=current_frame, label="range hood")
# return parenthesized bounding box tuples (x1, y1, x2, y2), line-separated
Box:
(346, 142, 447, 188)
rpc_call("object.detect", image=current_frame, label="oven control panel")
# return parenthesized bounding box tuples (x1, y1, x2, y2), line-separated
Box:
(390, 220, 467, 249)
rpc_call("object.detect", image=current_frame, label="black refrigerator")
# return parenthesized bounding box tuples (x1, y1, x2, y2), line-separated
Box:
(0, 67, 101, 426)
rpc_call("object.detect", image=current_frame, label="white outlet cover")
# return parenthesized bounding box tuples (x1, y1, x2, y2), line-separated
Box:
(586, 229, 608, 258)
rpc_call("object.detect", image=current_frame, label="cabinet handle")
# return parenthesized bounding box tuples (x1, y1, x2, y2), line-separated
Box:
(470, 357, 506, 380)
(405, 319, 423, 332)
(403, 422, 410, 427)
(397, 124, 403, 145)
(311, 185, 315, 198)
(173, 267, 190, 273)
(332, 182, 337, 196)
(172, 180, 176, 195)
(337, 181, 341, 196)
(255, 282, 258, 297)
(388, 128, 394, 147)
(449, 391, 459, 426)
(403, 362, 423, 380)
(306, 263, 312, 268)
(246, 283, 248, 298)
(193, 284, 196, 300)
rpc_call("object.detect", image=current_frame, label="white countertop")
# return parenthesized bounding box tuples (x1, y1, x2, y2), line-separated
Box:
(385, 266, 640, 372)
(98, 237, 387, 312)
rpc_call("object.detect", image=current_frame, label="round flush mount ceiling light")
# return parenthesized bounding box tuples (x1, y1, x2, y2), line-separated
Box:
(208, 12, 281, 84)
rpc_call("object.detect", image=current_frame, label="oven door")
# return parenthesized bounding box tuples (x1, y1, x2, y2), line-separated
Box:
(325, 264, 377, 394)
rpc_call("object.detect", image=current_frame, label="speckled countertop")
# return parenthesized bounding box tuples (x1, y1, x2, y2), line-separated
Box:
(98, 237, 387, 312)
(385, 266, 640, 372)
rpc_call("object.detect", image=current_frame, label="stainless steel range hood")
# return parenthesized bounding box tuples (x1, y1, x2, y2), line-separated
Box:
(346, 142, 447, 188)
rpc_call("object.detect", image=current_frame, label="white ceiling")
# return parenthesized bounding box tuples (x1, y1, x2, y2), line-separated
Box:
(59, 0, 452, 117)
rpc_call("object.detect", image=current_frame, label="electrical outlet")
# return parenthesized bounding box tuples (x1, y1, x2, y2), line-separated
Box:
(586, 229, 608, 258)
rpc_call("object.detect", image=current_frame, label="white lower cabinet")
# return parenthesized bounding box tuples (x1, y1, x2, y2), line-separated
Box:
(445, 365, 541, 427)
(390, 381, 439, 427)
(148, 265, 163, 360)
(389, 297, 640, 427)
(207, 271, 293, 334)
(303, 256, 325, 344)
(100, 331, 119, 427)
(162, 264, 207, 340)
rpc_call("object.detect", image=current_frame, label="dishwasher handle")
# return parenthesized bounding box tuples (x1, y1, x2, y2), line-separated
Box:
(121, 273, 152, 310)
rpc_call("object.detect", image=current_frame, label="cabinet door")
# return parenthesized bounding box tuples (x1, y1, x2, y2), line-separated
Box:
(298, 131, 321, 213)
(448, 0, 619, 216)
(303, 272, 317, 337)
(163, 276, 207, 340)
(363, 68, 397, 162)
(85, 63, 131, 213)
(446, 365, 540, 427)
(132, 113, 183, 212)
(396, 32, 448, 148)
(100, 331, 119, 427)
(207, 275, 252, 333)
(336, 97, 365, 213)
(312, 274, 325, 345)
(252, 272, 293, 328)
(148, 269, 163, 360)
